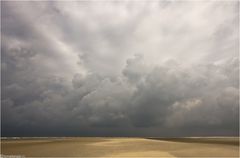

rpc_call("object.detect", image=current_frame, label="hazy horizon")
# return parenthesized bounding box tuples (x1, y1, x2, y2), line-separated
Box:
(1, 1, 239, 137)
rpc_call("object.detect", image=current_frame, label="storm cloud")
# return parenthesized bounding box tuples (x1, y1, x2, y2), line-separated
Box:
(1, 1, 239, 137)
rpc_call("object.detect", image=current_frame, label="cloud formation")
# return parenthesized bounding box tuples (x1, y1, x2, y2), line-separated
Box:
(1, 1, 239, 137)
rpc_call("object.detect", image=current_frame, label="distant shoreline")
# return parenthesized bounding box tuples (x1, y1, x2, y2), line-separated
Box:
(1, 136, 239, 139)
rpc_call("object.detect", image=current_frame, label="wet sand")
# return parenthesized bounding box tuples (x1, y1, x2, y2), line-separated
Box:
(1, 137, 239, 157)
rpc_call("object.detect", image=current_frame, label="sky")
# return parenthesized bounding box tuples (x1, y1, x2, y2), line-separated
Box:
(1, 1, 239, 137)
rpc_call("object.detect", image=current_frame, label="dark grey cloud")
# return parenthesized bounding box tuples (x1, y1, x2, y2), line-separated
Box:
(1, 1, 239, 137)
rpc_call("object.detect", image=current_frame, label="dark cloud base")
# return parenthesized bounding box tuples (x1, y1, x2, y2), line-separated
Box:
(2, 55, 238, 137)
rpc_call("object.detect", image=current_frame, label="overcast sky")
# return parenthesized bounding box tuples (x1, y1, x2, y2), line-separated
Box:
(1, 1, 239, 137)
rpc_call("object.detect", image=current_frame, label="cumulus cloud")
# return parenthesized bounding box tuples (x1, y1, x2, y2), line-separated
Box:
(1, 1, 239, 136)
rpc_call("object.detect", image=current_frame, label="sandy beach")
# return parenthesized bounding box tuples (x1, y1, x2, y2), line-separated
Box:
(1, 137, 239, 157)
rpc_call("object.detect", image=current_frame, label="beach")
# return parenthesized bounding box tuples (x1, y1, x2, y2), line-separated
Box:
(1, 137, 239, 157)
